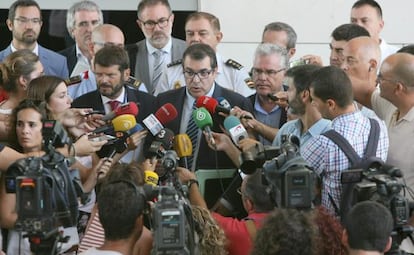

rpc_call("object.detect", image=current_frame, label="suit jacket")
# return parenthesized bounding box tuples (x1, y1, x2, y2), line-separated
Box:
(59, 45, 77, 75)
(0, 44, 69, 79)
(156, 84, 254, 170)
(71, 85, 156, 124)
(125, 37, 186, 93)
(248, 93, 287, 128)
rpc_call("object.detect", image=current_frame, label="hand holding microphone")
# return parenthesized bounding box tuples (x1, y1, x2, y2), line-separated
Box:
(102, 102, 139, 121)
(196, 95, 252, 119)
(174, 134, 193, 169)
(192, 107, 216, 148)
(223, 115, 249, 145)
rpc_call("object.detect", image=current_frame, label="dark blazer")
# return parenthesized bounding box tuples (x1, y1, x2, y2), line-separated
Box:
(0, 44, 69, 79)
(156, 84, 253, 170)
(59, 45, 77, 75)
(71, 86, 156, 123)
(248, 93, 287, 128)
(125, 37, 186, 93)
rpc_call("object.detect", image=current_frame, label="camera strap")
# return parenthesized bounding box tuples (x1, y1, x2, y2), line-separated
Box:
(321, 118, 380, 217)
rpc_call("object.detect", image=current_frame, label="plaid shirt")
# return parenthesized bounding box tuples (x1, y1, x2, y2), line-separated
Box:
(302, 111, 389, 215)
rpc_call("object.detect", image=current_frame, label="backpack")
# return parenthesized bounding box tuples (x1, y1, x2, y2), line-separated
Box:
(6, 150, 80, 231)
(321, 118, 383, 219)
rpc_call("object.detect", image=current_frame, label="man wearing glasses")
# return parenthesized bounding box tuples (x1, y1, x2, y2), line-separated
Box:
(156, 43, 252, 170)
(126, 0, 186, 94)
(0, 0, 68, 79)
(60, 0, 103, 76)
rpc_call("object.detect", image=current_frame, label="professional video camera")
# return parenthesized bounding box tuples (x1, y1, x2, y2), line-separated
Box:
(143, 150, 196, 255)
(239, 134, 315, 209)
(5, 120, 81, 255)
(341, 165, 414, 255)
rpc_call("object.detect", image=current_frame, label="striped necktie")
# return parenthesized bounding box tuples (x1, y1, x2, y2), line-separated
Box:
(152, 50, 164, 92)
(186, 103, 198, 170)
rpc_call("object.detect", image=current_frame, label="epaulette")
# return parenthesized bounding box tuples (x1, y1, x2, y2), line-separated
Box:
(244, 77, 255, 89)
(65, 70, 88, 87)
(126, 76, 143, 89)
(225, 59, 243, 70)
(167, 59, 182, 68)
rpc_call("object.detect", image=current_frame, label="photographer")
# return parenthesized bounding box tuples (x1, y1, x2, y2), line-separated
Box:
(343, 201, 393, 255)
(177, 167, 274, 255)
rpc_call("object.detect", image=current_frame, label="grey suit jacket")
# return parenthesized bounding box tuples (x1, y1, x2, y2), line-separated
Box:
(0, 44, 69, 79)
(126, 37, 186, 94)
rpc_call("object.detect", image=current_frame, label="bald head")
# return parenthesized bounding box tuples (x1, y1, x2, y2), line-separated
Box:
(91, 24, 125, 53)
(382, 53, 414, 88)
(346, 36, 380, 64)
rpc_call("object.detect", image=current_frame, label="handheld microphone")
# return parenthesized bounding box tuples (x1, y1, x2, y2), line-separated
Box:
(102, 102, 139, 121)
(174, 134, 193, 169)
(196, 95, 230, 115)
(192, 107, 215, 147)
(223, 115, 249, 145)
(93, 114, 137, 134)
(144, 170, 159, 186)
(143, 103, 178, 136)
(144, 128, 175, 159)
(217, 96, 232, 111)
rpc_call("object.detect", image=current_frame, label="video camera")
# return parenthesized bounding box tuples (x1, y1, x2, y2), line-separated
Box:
(240, 134, 315, 210)
(5, 120, 81, 255)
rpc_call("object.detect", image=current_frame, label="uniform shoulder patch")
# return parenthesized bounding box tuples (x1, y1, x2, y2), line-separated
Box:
(167, 59, 182, 68)
(65, 75, 82, 86)
(244, 77, 255, 89)
(126, 76, 143, 89)
(225, 59, 243, 70)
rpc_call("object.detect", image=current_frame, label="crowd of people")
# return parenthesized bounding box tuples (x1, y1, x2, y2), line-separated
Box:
(0, 0, 412, 254)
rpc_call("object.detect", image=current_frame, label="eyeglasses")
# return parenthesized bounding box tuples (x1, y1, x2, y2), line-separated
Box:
(376, 74, 399, 85)
(77, 20, 100, 28)
(183, 69, 214, 80)
(14, 17, 42, 25)
(252, 67, 286, 77)
(139, 15, 171, 29)
(93, 41, 124, 48)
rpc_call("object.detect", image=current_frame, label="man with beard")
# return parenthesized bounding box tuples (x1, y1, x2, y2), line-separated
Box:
(126, 0, 186, 94)
(0, 0, 68, 79)
(272, 64, 331, 147)
(59, 0, 103, 76)
(72, 45, 155, 162)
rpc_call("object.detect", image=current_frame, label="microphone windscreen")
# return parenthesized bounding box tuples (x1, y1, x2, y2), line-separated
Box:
(144, 170, 159, 186)
(196, 95, 218, 114)
(192, 107, 213, 129)
(112, 114, 137, 132)
(155, 103, 178, 125)
(217, 97, 231, 110)
(102, 102, 139, 121)
(174, 134, 193, 157)
(155, 128, 175, 150)
(223, 115, 241, 131)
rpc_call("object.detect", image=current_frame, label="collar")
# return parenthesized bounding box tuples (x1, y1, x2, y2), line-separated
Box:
(11, 42, 39, 55)
(185, 83, 216, 108)
(331, 110, 361, 127)
(253, 93, 280, 114)
(75, 44, 89, 61)
(307, 118, 331, 137)
(101, 86, 126, 105)
(146, 37, 172, 55)
(392, 106, 414, 124)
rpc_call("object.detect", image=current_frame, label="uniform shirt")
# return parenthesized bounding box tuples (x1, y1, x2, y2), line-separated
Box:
(272, 118, 331, 148)
(154, 53, 255, 97)
(146, 38, 172, 82)
(372, 90, 414, 196)
(301, 110, 389, 214)
(379, 38, 398, 65)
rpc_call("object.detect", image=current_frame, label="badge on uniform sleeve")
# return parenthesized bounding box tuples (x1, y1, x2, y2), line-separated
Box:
(244, 77, 255, 89)
(173, 80, 182, 89)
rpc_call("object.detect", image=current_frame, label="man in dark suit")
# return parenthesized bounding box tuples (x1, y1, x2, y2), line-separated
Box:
(0, 0, 68, 79)
(126, 0, 186, 94)
(59, 0, 103, 76)
(72, 46, 155, 162)
(156, 43, 253, 170)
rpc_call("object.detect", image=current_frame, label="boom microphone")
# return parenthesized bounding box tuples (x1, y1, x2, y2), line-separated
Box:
(192, 107, 215, 147)
(223, 115, 249, 145)
(143, 103, 178, 136)
(174, 134, 193, 169)
(102, 102, 139, 121)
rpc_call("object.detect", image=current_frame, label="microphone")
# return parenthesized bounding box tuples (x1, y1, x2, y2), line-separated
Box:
(104, 115, 140, 158)
(102, 102, 139, 121)
(93, 114, 137, 134)
(217, 96, 232, 111)
(143, 103, 178, 136)
(144, 170, 159, 186)
(223, 115, 249, 145)
(174, 134, 193, 169)
(196, 95, 230, 115)
(144, 128, 175, 159)
(192, 107, 215, 147)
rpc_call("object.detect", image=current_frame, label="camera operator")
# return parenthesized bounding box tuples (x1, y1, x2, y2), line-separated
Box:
(177, 167, 275, 255)
(343, 201, 394, 255)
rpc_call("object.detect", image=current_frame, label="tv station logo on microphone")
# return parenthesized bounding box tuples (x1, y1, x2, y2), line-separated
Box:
(195, 110, 206, 121)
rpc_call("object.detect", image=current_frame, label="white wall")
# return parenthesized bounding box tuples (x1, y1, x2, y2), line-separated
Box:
(200, 0, 413, 69)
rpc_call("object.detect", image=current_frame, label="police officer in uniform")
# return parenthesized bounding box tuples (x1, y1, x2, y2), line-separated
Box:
(154, 12, 255, 97)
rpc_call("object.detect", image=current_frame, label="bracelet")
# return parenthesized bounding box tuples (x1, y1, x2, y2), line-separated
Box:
(187, 179, 199, 189)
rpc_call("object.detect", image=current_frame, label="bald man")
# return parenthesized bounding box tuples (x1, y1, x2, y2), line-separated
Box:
(67, 24, 147, 99)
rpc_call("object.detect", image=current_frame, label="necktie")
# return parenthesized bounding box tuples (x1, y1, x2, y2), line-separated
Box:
(108, 100, 120, 111)
(152, 50, 164, 92)
(186, 103, 198, 170)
